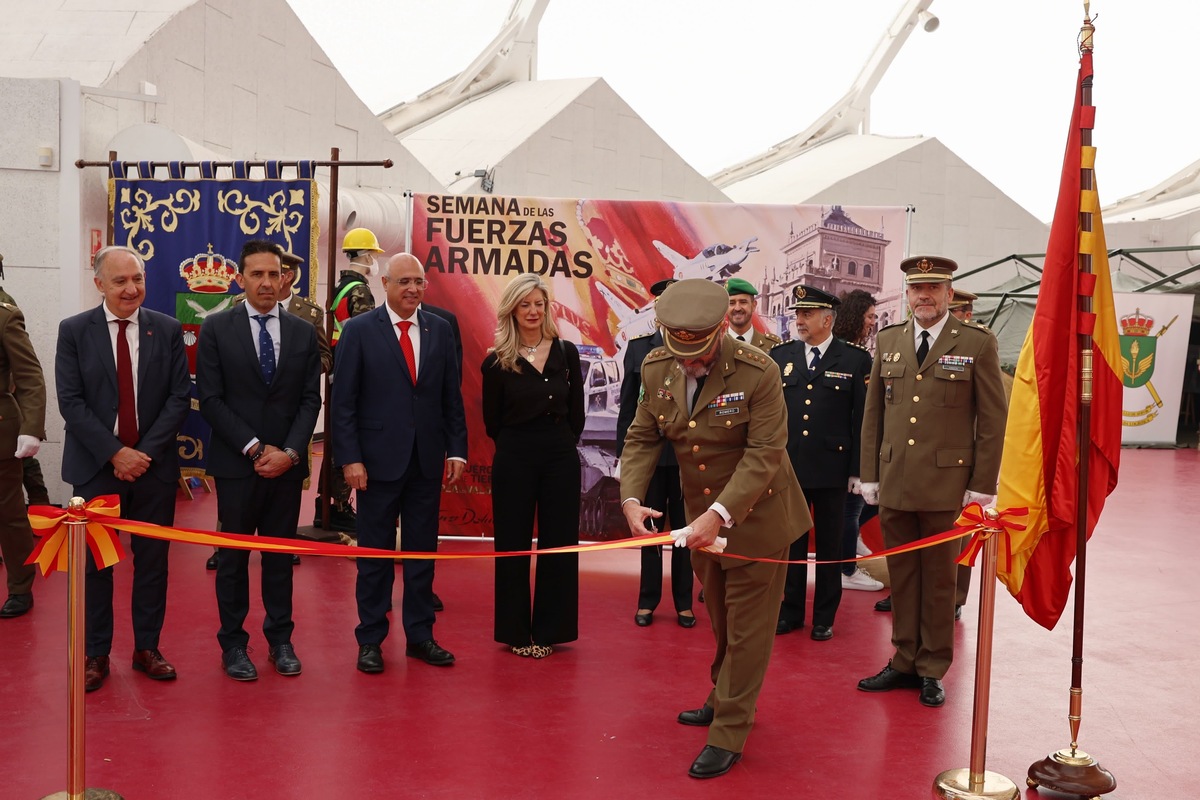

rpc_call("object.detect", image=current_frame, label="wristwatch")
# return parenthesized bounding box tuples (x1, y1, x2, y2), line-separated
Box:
(283, 447, 300, 466)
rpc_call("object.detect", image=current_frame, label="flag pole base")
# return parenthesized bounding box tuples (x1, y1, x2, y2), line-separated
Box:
(40, 790, 125, 799)
(932, 768, 1018, 799)
(1026, 749, 1116, 798)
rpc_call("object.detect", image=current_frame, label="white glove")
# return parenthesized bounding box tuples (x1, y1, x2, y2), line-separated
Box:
(14, 435, 40, 459)
(963, 490, 996, 509)
(670, 525, 728, 553)
(860, 482, 880, 506)
(848, 476, 862, 495)
(613, 459, 621, 481)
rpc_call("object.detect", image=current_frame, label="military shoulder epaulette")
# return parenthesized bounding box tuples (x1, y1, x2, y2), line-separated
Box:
(732, 345, 772, 369)
(878, 320, 908, 332)
(952, 321, 991, 337)
(628, 330, 655, 342)
(645, 347, 673, 362)
(760, 331, 782, 344)
(291, 295, 321, 314)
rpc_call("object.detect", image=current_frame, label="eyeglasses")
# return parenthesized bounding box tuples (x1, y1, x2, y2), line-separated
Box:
(389, 278, 427, 288)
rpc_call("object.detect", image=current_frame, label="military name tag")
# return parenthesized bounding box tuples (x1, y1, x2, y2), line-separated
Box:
(715, 407, 741, 417)
(938, 355, 974, 370)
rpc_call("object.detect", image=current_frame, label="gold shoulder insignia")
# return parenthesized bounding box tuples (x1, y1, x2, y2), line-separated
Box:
(646, 347, 672, 361)
(762, 331, 782, 344)
(629, 330, 655, 341)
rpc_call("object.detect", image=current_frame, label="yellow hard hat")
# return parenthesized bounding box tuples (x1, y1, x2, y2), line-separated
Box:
(341, 228, 383, 253)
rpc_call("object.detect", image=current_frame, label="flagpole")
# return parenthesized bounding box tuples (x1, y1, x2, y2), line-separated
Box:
(1026, 6, 1116, 796)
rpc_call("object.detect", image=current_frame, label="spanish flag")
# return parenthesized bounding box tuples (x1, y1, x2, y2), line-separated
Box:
(992, 50, 1122, 630)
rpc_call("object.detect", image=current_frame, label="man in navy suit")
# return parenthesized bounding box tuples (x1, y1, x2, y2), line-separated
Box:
(332, 253, 467, 673)
(197, 240, 321, 681)
(56, 246, 191, 692)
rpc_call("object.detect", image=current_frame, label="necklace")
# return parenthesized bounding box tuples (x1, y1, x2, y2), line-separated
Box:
(522, 335, 543, 357)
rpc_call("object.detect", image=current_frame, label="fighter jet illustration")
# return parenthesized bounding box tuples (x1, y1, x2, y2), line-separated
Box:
(595, 282, 659, 362)
(652, 237, 758, 281)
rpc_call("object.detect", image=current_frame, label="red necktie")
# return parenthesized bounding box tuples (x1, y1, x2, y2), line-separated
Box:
(116, 319, 138, 446)
(397, 321, 417, 382)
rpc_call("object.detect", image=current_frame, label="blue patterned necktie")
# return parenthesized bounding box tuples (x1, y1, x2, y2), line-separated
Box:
(255, 314, 276, 384)
(808, 346, 821, 375)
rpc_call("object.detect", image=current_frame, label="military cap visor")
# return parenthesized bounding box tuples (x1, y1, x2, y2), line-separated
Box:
(902, 255, 957, 284)
(649, 278, 677, 297)
(280, 251, 304, 268)
(949, 288, 978, 308)
(656, 279, 729, 357)
(724, 277, 758, 297)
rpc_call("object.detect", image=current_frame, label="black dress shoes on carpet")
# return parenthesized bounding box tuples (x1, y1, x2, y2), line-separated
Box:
(432, 592, 444, 612)
(688, 745, 741, 779)
(222, 646, 258, 681)
(775, 618, 803, 635)
(677, 612, 697, 628)
(857, 664, 921, 692)
(357, 644, 384, 673)
(677, 705, 715, 727)
(205, 551, 218, 571)
(268, 643, 302, 676)
(635, 610, 653, 627)
(920, 677, 946, 707)
(406, 639, 455, 666)
(0, 593, 33, 618)
(810, 624, 833, 641)
(954, 603, 963, 621)
(874, 594, 892, 612)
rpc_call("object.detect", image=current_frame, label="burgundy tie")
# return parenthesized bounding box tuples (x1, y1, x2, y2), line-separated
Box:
(116, 319, 138, 446)
(397, 321, 417, 382)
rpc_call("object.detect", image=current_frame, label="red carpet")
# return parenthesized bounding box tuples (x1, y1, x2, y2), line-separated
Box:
(2, 448, 1193, 798)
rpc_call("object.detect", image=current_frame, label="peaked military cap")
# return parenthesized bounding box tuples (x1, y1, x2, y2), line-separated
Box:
(788, 284, 840, 310)
(949, 287, 978, 308)
(656, 279, 728, 357)
(901, 255, 957, 284)
(649, 278, 677, 297)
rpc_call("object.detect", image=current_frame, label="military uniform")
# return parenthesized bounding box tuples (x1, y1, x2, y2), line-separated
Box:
(860, 258, 1007, 685)
(621, 279, 809, 765)
(772, 332, 870, 632)
(331, 270, 375, 346)
(0, 304, 46, 606)
(0, 286, 50, 506)
(730, 328, 781, 353)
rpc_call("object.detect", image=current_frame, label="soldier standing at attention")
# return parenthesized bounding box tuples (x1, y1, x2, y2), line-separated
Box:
(856, 256, 1007, 708)
(724, 278, 781, 352)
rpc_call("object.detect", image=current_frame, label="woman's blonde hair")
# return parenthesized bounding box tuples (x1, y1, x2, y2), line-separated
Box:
(491, 274, 560, 372)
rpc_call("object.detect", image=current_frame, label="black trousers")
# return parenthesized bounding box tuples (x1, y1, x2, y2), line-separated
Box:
(637, 464, 692, 613)
(492, 421, 580, 647)
(214, 476, 302, 652)
(355, 467, 441, 646)
(0, 455, 34, 595)
(79, 469, 175, 657)
(778, 486, 846, 628)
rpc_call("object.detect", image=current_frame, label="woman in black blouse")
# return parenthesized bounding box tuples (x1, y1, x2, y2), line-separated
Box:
(482, 274, 584, 658)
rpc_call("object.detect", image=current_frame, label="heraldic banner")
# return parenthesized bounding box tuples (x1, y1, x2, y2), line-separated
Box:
(1114, 291, 1195, 445)
(109, 161, 320, 476)
(409, 193, 908, 540)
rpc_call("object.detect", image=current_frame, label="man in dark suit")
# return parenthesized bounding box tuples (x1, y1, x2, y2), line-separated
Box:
(857, 256, 1007, 708)
(770, 285, 871, 641)
(616, 279, 694, 628)
(620, 279, 810, 779)
(333, 253, 467, 674)
(56, 246, 190, 691)
(197, 240, 321, 681)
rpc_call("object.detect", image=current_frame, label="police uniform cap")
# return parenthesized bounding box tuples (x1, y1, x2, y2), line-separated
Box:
(656, 279, 728, 357)
(724, 277, 758, 297)
(788, 284, 839, 310)
(901, 255, 957, 284)
(280, 250, 304, 268)
(949, 287, 978, 308)
(649, 278, 676, 297)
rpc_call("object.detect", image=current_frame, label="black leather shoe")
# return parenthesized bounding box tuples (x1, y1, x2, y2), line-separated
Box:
(857, 664, 920, 692)
(85, 655, 109, 692)
(406, 639, 455, 666)
(697, 589, 705, 603)
(677, 705, 715, 726)
(357, 644, 384, 673)
(688, 745, 741, 779)
(954, 604, 963, 621)
(874, 594, 892, 612)
(291, 554, 301, 566)
(810, 624, 833, 641)
(775, 618, 803, 635)
(205, 551, 218, 571)
(268, 643, 302, 676)
(0, 593, 33, 618)
(432, 592, 444, 612)
(677, 612, 697, 628)
(920, 677, 946, 707)
(222, 646, 258, 681)
(635, 610, 653, 627)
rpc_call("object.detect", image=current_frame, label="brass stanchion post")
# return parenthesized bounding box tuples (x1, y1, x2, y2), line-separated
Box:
(932, 512, 1018, 800)
(40, 498, 124, 800)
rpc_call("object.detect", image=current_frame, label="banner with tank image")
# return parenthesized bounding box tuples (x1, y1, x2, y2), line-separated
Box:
(411, 194, 908, 540)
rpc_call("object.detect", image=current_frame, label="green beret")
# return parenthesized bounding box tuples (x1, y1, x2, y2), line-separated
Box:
(724, 277, 758, 297)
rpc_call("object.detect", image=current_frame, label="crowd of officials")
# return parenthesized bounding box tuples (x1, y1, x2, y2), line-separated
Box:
(0, 238, 1006, 780)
